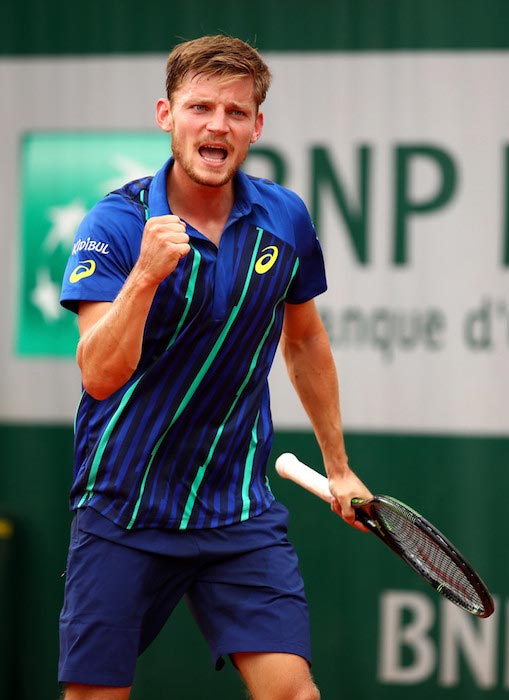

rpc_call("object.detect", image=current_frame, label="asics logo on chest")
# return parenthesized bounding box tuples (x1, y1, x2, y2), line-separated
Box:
(255, 245, 279, 274)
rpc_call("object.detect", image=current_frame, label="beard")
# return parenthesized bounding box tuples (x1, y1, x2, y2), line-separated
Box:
(170, 132, 250, 188)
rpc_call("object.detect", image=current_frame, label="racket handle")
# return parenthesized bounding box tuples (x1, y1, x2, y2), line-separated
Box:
(275, 453, 332, 503)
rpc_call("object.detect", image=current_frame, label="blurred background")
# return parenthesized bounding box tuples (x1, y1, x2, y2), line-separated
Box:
(1, 1, 509, 698)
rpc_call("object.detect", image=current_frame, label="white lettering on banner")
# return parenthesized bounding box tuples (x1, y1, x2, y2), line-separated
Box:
(378, 591, 436, 683)
(378, 590, 500, 689)
(72, 237, 110, 255)
(439, 596, 497, 687)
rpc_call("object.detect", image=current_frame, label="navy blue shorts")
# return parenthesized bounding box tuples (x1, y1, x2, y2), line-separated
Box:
(58, 502, 311, 687)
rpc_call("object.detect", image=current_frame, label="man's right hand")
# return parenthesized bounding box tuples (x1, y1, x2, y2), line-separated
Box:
(137, 215, 191, 284)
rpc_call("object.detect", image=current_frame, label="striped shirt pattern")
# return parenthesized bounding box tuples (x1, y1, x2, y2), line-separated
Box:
(61, 159, 327, 530)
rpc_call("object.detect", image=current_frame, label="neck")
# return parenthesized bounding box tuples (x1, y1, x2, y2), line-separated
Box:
(167, 163, 235, 245)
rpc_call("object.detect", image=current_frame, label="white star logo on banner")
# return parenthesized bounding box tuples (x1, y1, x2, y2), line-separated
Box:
(31, 268, 63, 322)
(44, 200, 88, 253)
(99, 154, 154, 194)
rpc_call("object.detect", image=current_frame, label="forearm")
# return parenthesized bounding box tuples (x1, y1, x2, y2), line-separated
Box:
(280, 327, 349, 477)
(281, 301, 372, 528)
(77, 267, 159, 400)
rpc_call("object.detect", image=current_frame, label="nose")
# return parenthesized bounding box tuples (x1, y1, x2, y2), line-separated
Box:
(206, 107, 228, 134)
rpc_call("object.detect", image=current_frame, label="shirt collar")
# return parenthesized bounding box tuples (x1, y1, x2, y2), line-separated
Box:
(148, 157, 269, 219)
(233, 168, 269, 217)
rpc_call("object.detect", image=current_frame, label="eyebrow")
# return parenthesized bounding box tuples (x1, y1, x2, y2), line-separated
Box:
(186, 96, 254, 110)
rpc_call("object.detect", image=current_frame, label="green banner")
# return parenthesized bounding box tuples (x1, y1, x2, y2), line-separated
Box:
(17, 131, 169, 356)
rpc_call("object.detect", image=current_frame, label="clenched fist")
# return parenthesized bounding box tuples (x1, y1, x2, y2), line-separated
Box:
(137, 215, 191, 285)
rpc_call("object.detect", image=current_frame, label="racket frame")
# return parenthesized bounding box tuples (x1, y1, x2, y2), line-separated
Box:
(352, 495, 495, 618)
(275, 452, 494, 619)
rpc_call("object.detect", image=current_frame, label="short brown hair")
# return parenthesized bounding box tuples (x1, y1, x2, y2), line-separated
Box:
(165, 35, 272, 108)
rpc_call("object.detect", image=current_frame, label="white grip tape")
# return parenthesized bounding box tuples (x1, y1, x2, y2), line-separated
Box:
(275, 453, 332, 503)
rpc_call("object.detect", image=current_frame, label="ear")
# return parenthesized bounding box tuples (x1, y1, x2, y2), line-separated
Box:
(155, 99, 173, 133)
(250, 111, 264, 144)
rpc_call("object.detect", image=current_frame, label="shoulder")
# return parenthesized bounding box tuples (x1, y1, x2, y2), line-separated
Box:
(245, 174, 308, 212)
(81, 176, 153, 234)
(102, 175, 153, 220)
(241, 174, 313, 238)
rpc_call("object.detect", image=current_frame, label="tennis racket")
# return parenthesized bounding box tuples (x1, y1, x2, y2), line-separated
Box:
(275, 452, 494, 619)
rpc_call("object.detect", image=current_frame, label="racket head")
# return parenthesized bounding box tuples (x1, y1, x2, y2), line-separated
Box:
(352, 495, 495, 618)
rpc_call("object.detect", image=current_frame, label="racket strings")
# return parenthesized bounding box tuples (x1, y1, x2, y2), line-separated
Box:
(376, 504, 483, 611)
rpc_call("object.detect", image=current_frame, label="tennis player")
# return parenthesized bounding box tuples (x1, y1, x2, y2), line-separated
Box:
(58, 34, 372, 700)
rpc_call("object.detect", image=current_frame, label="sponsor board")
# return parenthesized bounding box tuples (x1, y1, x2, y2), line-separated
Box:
(2, 54, 508, 431)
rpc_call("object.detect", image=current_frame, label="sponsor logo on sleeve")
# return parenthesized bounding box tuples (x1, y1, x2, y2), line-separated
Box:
(72, 237, 110, 255)
(69, 259, 96, 283)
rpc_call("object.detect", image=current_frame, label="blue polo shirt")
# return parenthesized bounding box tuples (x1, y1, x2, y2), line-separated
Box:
(60, 157, 327, 531)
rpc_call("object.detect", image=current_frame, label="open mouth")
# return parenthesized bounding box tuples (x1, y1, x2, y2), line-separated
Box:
(199, 145, 228, 162)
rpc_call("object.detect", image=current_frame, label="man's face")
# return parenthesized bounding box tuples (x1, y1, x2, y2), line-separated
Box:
(157, 72, 264, 188)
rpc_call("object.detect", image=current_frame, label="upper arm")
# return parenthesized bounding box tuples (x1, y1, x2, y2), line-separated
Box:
(76, 301, 113, 379)
(77, 301, 113, 338)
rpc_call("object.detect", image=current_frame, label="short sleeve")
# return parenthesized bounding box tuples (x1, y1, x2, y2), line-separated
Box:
(60, 194, 143, 314)
(283, 193, 327, 304)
